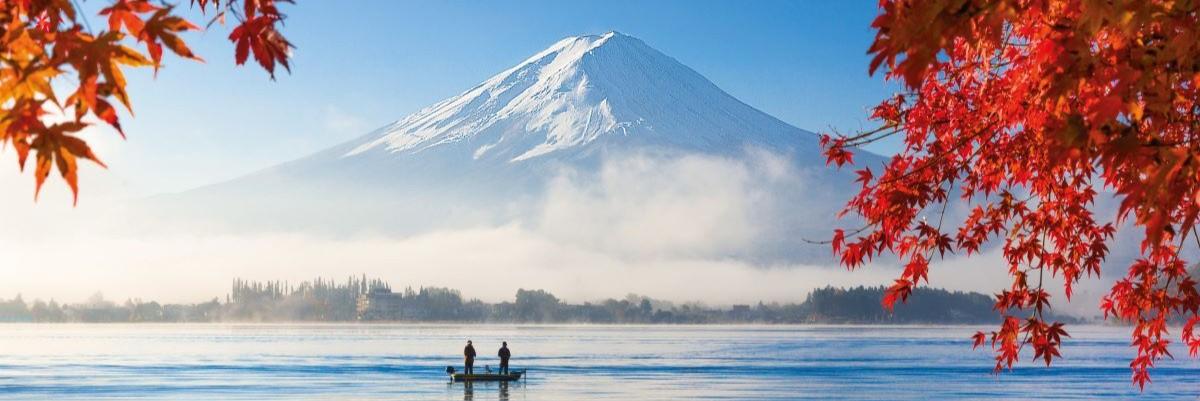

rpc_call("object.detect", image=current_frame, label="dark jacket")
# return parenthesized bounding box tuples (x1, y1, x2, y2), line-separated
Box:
(464, 344, 476, 359)
(498, 346, 511, 360)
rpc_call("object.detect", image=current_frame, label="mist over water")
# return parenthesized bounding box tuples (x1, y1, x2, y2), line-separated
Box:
(0, 149, 893, 305)
(0, 324, 1196, 400)
(0, 147, 1128, 317)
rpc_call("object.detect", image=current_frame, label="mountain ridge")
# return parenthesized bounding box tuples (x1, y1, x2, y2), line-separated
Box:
(145, 32, 879, 263)
(335, 31, 825, 166)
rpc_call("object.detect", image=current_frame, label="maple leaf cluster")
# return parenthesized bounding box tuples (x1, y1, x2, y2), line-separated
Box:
(824, 0, 1200, 389)
(0, 0, 293, 203)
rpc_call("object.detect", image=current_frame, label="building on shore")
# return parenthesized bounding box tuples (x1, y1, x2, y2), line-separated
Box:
(357, 288, 403, 321)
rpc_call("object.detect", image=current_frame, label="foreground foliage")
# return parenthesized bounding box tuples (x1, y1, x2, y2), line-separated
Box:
(823, 0, 1200, 388)
(0, 0, 292, 202)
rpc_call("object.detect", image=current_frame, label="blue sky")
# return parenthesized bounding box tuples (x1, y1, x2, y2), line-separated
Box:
(70, 0, 894, 196)
(5, 2, 1053, 305)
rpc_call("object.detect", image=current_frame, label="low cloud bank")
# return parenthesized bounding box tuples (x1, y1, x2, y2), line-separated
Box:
(0, 226, 905, 304)
(535, 149, 841, 260)
(0, 148, 1121, 316)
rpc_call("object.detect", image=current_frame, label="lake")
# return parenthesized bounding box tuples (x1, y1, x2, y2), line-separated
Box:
(0, 324, 1195, 400)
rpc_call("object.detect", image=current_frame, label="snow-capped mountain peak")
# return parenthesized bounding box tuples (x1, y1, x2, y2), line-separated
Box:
(156, 31, 874, 264)
(345, 31, 810, 162)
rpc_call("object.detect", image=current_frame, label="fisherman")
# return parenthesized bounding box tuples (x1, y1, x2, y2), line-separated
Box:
(464, 340, 477, 375)
(498, 341, 511, 375)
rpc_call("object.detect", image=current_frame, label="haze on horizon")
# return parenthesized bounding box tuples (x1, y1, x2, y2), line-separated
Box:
(0, 2, 1112, 316)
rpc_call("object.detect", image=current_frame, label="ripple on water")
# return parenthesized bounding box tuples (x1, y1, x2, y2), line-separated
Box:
(0, 324, 1194, 400)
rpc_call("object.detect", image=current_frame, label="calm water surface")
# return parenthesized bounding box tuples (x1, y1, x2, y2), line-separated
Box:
(0, 324, 1196, 400)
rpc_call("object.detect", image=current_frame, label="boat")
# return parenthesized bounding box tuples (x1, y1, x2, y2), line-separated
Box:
(449, 370, 524, 382)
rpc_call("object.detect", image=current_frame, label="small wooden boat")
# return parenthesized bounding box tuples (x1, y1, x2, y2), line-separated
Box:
(449, 370, 524, 382)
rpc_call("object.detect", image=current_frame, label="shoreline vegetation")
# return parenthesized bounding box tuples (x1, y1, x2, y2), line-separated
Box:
(0, 276, 1079, 324)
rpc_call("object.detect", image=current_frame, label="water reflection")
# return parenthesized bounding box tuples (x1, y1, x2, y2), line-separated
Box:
(457, 381, 514, 401)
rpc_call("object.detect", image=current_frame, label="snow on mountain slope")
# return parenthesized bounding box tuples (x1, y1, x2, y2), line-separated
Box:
(149, 32, 881, 263)
(341, 31, 814, 164)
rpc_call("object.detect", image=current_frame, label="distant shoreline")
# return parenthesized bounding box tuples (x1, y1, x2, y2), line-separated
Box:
(0, 277, 1085, 325)
(0, 321, 1110, 326)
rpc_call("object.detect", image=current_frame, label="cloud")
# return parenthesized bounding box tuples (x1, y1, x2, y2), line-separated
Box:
(536, 152, 760, 257)
(0, 146, 1125, 318)
(533, 149, 847, 261)
(0, 217, 1114, 316)
(0, 147, 867, 304)
(0, 225, 896, 305)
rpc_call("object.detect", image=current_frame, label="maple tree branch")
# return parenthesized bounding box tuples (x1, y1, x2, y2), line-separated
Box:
(1036, 229, 1047, 320)
(841, 122, 904, 147)
(1192, 227, 1200, 251)
(71, 0, 93, 33)
(862, 0, 1200, 387)
(935, 180, 953, 232)
(877, 126, 997, 186)
(802, 223, 874, 245)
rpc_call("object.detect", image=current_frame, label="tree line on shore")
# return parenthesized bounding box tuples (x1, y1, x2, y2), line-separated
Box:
(0, 276, 1045, 324)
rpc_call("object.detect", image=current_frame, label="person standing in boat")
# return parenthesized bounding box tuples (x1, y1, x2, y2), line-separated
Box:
(498, 342, 511, 375)
(464, 340, 477, 375)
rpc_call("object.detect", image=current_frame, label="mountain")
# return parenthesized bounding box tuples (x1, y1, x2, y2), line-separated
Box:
(150, 32, 881, 260)
(345, 31, 810, 164)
